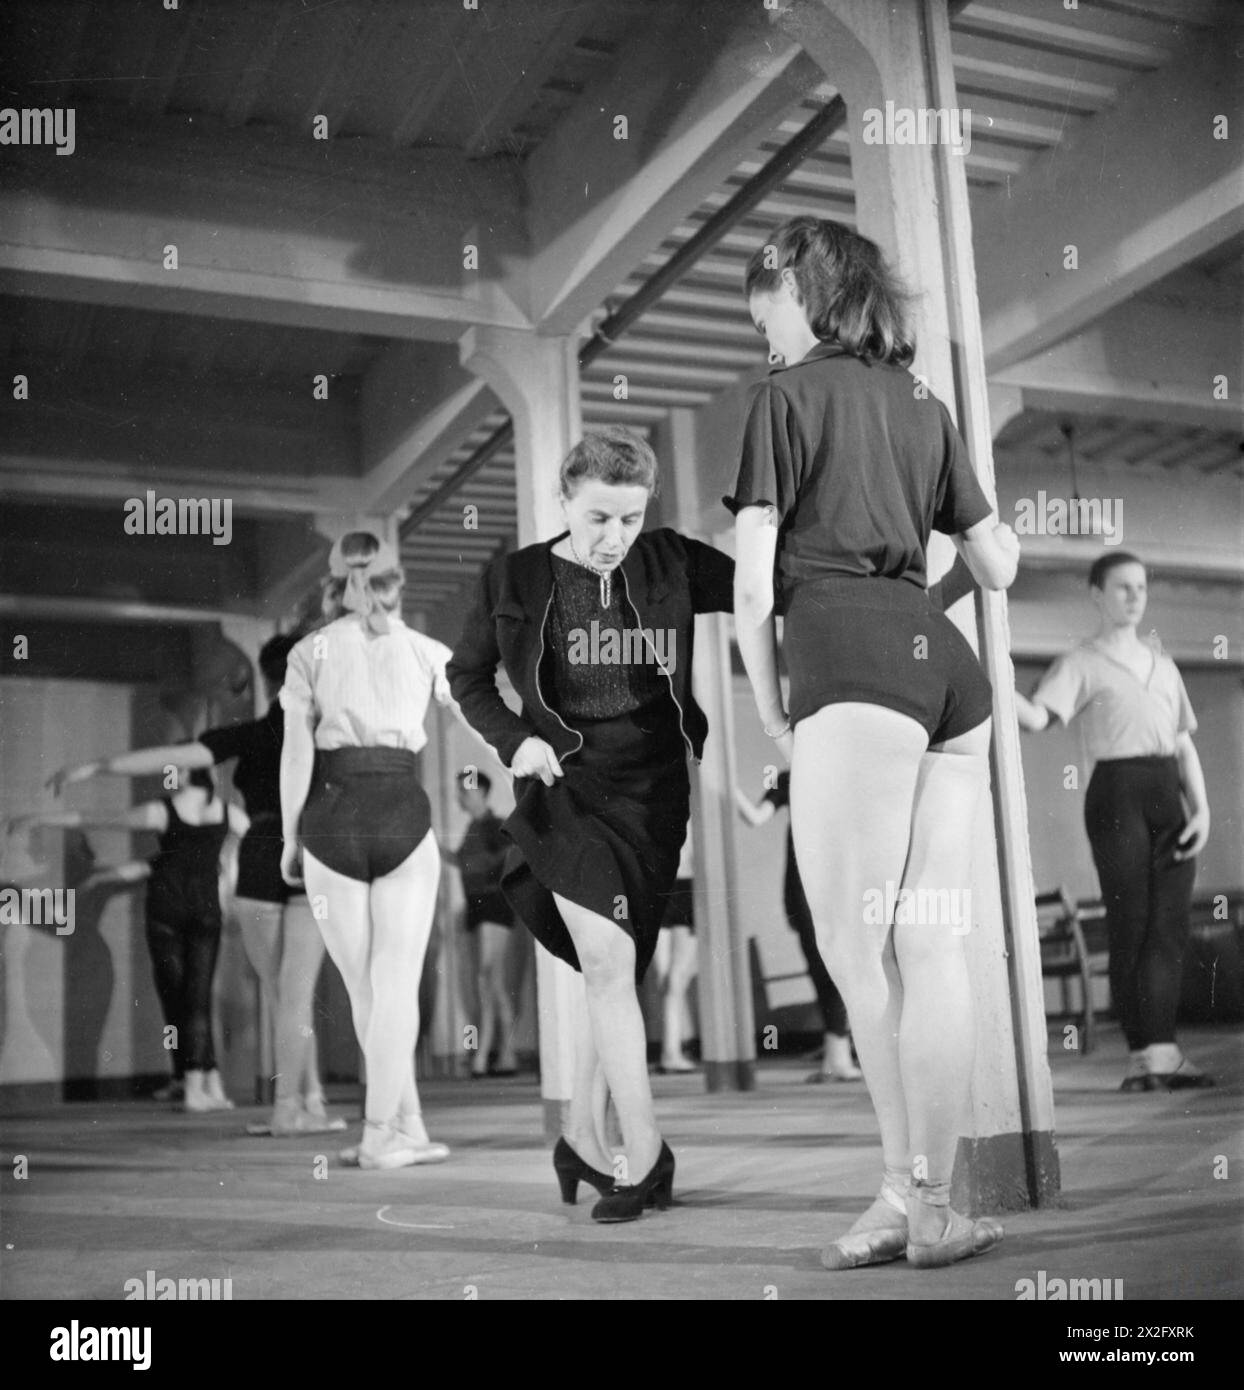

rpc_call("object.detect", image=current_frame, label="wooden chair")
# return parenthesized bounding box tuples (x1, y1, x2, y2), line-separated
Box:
(1036, 888, 1110, 1054)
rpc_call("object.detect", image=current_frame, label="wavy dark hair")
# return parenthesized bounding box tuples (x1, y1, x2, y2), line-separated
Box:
(744, 216, 915, 368)
(559, 425, 659, 499)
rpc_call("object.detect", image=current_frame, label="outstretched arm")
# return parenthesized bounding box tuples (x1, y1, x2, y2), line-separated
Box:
(7, 802, 168, 837)
(80, 859, 152, 893)
(47, 742, 214, 796)
(1013, 690, 1053, 732)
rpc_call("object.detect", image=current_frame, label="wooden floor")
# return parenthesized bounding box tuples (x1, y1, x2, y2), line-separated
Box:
(1, 1024, 1240, 1301)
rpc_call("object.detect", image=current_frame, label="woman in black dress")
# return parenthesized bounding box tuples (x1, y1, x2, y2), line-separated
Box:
(728, 216, 1020, 1269)
(448, 426, 733, 1222)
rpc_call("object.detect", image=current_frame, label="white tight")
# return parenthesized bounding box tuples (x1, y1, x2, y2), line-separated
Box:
(303, 830, 440, 1126)
(471, 921, 517, 1074)
(234, 895, 326, 1105)
(652, 925, 697, 1062)
(790, 702, 989, 1188)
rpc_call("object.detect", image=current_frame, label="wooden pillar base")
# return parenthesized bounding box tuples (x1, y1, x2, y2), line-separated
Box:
(953, 1130, 1061, 1215)
(703, 1059, 757, 1093)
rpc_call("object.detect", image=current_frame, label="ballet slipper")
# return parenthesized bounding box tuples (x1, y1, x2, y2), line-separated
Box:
(906, 1208, 1004, 1269)
(821, 1226, 909, 1270)
(357, 1124, 450, 1170)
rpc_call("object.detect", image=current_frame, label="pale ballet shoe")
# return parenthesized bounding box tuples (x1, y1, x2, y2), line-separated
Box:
(342, 1121, 450, 1168)
(182, 1070, 233, 1113)
(821, 1225, 909, 1270)
(906, 1208, 1005, 1269)
(204, 1069, 235, 1110)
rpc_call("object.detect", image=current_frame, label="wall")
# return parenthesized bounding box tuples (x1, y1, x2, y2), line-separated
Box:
(0, 677, 168, 1089)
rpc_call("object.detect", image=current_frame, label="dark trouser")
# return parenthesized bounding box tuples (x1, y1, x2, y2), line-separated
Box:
(784, 845, 849, 1037)
(1084, 757, 1195, 1051)
(145, 904, 222, 1073)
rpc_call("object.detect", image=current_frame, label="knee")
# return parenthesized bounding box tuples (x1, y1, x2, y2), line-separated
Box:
(577, 934, 635, 991)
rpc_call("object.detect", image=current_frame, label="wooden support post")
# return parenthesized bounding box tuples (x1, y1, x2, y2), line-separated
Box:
(459, 327, 585, 1139)
(656, 409, 756, 1090)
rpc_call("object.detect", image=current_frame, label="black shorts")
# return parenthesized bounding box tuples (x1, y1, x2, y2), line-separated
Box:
(464, 890, 514, 931)
(235, 814, 290, 904)
(784, 576, 992, 745)
(299, 747, 432, 884)
(659, 878, 695, 931)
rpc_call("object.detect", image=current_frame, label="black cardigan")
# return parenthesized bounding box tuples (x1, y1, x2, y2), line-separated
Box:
(447, 528, 734, 767)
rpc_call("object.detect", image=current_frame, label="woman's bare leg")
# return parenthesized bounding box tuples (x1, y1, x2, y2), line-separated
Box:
(660, 925, 697, 1067)
(554, 894, 660, 1183)
(366, 831, 440, 1132)
(473, 921, 515, 1075)
(564, 976, 614, 1172)
(896, 721, 991, 1244)
(791, 703, 927, 1234)
(275, 897, 327, 1108)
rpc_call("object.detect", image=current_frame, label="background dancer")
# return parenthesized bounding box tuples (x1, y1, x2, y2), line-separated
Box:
(736, 773, 861, 1083)
(651, 834, 699, 1074)
(48, 633, 343, 1135)
(448, 425, 734, 1223)
(280, 531, 454, 1170)
(1015, 551, 1212, 1091)
(450, 769, 521, 1079)
(727, 216, 1019, 1270)
(12, 768, 246, 1111)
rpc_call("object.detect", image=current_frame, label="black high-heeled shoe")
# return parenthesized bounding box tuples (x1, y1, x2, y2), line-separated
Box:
(552, 1137, 614, 1205)
(590, 1141, 675, 1224)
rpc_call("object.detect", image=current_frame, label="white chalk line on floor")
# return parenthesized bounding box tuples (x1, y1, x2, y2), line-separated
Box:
(376, 1205, 454, 1230)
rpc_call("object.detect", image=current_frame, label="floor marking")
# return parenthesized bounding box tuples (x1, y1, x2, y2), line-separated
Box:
(376, 1205, 454, 1230)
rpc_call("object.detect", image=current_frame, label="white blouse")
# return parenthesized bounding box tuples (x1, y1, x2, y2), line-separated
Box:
(1033, 639, 1197, 763)
(280, 614, 454, 753)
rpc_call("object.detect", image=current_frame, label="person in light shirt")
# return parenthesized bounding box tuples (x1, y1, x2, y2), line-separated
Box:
(1015, 551, 1212, 1092)
(280, 531, 460, 1170)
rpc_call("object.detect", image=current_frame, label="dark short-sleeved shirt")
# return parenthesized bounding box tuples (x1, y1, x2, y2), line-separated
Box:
(199, 700, 283, 818)
(456, 811, 509, 900)
(723, 343, 992, 605)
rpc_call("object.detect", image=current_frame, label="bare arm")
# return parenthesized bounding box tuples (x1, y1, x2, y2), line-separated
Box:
(80, 859, 152, 893)
(47, 742, 214, 795)
(734, 786, 778, 828)
(733, 507, 791, 761)
(8, 802, 168, 836)
(1173, 731, 1210, 861)
(279, 704, 316, 885)
(1013, 690, 1053, 732)
(953, 514, 1020, 591)
(227, 803, 251, 839)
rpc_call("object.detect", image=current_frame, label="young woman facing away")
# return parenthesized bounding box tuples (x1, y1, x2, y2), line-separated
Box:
(727, 216, 1019, 1270)
(279, 533, 459, 1170)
